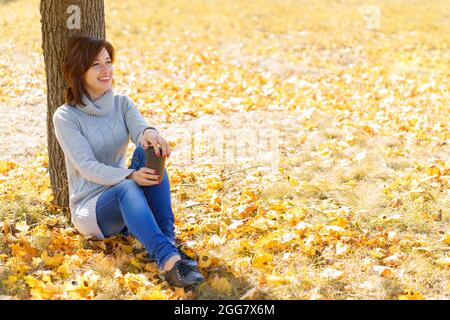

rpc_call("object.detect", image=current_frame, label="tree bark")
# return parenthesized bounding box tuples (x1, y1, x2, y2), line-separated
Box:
(40, 0, 105, 209)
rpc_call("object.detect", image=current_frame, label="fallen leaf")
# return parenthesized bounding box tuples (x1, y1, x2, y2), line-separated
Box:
(398, 290, 425, 300)
(210, 274, 232, 295)
(252, 253, 273, 270)
(382, 253, 403, 266)
(41, 250, 64, 268)
(373, 265, 394, 277)
(198, 250, 212, 268)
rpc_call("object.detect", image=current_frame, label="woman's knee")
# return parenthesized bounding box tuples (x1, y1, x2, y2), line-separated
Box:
(119, 179, 142, 190)
(117, 179, 144, 200)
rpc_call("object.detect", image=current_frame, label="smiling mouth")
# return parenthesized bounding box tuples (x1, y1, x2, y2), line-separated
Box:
(98, 77, 111, 81)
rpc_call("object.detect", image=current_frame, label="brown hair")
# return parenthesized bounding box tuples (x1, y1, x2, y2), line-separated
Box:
(62, 36, 115, 106)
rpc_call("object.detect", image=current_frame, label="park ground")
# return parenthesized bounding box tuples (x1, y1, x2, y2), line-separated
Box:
(0, 0, 449, 299)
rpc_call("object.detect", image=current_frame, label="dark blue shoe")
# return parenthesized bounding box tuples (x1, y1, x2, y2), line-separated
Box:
(146, 244, 198, 268)
(172, 239, 198, 268)
(164, 259, 204, 288)
(120, 226, 130, 237)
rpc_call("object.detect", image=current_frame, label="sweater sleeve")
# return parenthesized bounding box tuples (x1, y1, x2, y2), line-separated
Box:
(123, 96, 152, 147)
(53, 108, 135, 186)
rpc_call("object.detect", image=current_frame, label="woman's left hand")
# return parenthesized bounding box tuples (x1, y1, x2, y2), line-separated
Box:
(140, 129, 171, 158)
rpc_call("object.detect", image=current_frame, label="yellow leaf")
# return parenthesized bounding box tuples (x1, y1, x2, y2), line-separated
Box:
(43, 218, 58, 227)
(41, 250, 64, 267)
(129, 257, 143, 271)
(252, 253, 273, 270)
(90, 241, 106, 251)
(11, 242, 40, 263)
(15, 221, 29, 233)
(236, 239, 252, 254)
(266, 274, 289, 287)
(137, 287, 168, 300)
(114, 268, 124, 285)
(398, 290, 425, 300)
(57, 262, 70, 277)
(267, 200, 287, 213)
(287, 176, 299, 187)
(237, 203, 257, 218)
(250, 217, 274, 231)
(65, 270, 99, 299)
(40, 189, 54, 203)
(1, 220, 12, 234)
(321, 225, 346, 237)
(24, 275, 40, 288)
(31, 257, 42, 268)
(118, 243, 133, 254)
(373, 265, 394, 277)
(332, 217, 348, 228)
(285, 207, 309, 226)
(198, 250, 211, 268)
(369, 248, 386, 259)
(436, 256, 450, 267)
(123, 273, 148, 293)
(255, 232, 277, 249)
(24, 274, 61, 299)
(206, 235, 226, 248)
(144, 263, 158, 273)
(295, 221, 312, 237)
(426, 166, 441, 177)
(443, 234, 450, 245)
(241, 188, 258, 202)
(206, 180, 223, 191)
(0, 160, 17, 175)
(3, 275, 18, 288)
(210, 193, 222, 212)
(168, 287, 186, 300)
(382, 253, 403, 266)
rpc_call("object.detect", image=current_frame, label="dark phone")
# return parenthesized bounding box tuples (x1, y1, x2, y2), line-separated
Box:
(145, 145, 165, 182)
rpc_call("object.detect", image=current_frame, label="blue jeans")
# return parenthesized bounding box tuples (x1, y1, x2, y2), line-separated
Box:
(95, 145, 179, 270)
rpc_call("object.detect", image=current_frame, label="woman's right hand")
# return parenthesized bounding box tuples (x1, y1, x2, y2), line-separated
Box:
(129, 167, 160, 186)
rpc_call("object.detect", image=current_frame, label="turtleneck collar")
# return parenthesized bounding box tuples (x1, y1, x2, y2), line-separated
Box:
(77, 89, 114, 116)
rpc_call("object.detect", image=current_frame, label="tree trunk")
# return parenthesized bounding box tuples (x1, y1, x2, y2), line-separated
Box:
(40, 0, 105, 209)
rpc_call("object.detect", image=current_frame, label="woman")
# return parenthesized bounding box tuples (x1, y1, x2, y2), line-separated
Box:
(52, 36, 204, 288)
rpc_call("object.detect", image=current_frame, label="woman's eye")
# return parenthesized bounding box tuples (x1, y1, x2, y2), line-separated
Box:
(91, 61, 111, 68)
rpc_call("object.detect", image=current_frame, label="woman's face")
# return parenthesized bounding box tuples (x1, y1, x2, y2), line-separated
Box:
(83, 47, 113, 100)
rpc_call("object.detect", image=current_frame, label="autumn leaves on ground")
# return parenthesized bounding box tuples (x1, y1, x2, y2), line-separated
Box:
(0, 0, 449, 300)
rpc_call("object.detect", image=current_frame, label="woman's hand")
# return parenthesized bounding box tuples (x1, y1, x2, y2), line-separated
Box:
(140, 129, 171, 158)
(129, 167, 160, 186)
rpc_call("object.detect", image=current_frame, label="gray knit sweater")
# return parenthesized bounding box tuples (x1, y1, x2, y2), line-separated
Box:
(52, 89, 150, 240)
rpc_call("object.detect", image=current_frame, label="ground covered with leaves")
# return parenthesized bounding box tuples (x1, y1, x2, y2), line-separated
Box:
(0, 0, 449, 299)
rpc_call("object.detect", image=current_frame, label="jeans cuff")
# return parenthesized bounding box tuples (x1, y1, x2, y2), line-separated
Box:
(159, 251, 181, 271)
